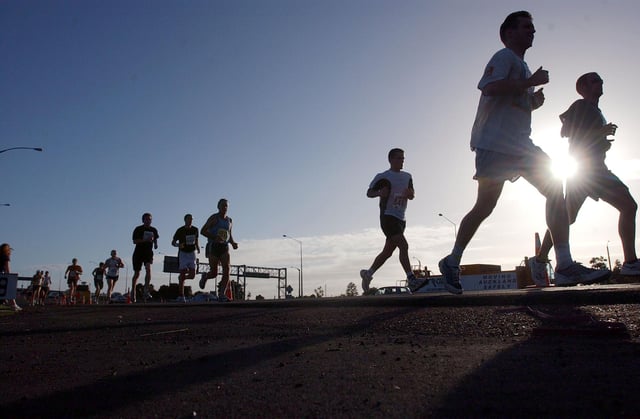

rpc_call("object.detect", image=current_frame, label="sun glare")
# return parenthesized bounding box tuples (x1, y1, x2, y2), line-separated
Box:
(551, 155, 577, 180)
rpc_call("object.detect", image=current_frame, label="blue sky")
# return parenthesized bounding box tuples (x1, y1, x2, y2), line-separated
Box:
(2, 0, 639, 298)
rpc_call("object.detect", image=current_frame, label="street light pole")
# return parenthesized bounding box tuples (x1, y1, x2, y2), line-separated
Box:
(124, 265, 129, 294)
(412, 257, 421, 271)
(289, 266, 300, 298)
(283, 234, 303, 297)
(606, 240, 612, 271)
(0, 147, 43, 154)
(438, 213, 457, 239)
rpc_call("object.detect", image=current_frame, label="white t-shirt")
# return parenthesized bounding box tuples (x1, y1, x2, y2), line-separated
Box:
(104, 257, 122, 277)
(369, 169, 413, 221)
(470, 48, 538, 156)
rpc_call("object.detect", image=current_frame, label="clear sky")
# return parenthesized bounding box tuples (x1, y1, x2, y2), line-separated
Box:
(2, 0, 639, 298)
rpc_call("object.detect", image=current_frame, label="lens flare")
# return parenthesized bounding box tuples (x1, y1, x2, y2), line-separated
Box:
(551, 155, 577, 180)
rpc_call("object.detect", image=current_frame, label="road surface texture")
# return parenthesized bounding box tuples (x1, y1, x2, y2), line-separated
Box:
(2, 284, 640, 418)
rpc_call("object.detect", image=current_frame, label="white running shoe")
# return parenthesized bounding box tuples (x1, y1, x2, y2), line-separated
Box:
(620, 260, 640, 276)
(360, 269, 373, 293)
(142, 286, 152, 300)
(438, 257, 463, 295)
(555, 262, 611, 286)
(529, 256, 550, 286)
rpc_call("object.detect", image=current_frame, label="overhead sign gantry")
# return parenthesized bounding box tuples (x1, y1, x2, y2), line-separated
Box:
(163, 256, 290, 299)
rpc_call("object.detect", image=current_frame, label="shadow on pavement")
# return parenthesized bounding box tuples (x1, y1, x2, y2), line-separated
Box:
(0, 306, 422, 418)
(431, 305, 640, 417)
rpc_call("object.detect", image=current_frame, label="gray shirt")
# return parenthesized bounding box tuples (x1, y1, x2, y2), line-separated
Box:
(470, 48, 537, 156)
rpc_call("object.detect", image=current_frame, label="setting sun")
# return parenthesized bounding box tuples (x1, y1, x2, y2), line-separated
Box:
(550, 155, 578, 180)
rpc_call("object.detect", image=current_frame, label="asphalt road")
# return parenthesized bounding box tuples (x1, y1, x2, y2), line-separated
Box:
(2, 284, 640, 418)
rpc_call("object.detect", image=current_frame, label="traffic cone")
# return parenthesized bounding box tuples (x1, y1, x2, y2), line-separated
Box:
(224, 281, 234, 301)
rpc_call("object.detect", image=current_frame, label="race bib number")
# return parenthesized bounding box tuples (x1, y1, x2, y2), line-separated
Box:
(392, 192, 406, 209)
(143, 231, 154, 241)
(217, 229, 229, 242)
(186, 234, 196, 245)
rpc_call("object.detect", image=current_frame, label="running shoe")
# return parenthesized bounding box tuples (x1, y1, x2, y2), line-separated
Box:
(360, 269, 373, 293)
(199, 272, 208, 290)
(438, 257, 463, 295)
(142, 286, 152, 300)
(620, 259, 640, 276)
(407, 275, 428, 292)
(529, 256, 550, 286)
(554, 262, 611, 287)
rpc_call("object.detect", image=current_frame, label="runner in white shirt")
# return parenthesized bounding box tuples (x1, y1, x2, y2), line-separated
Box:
(104, 249, 125, 302)
(438, 11, 611, 294)
(360, 148, 427, 293)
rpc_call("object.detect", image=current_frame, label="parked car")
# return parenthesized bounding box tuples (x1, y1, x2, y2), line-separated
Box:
(46, 290, 65, 303)
(376, 286, 412, 295)
(191, 292, 218, 303)
(109, 292, 127, 304)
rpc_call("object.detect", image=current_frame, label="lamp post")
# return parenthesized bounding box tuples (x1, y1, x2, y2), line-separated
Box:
(289, 266, 300, 298)
(0, 147, 43, 154)
(124, 265, 129, 294)
(606, 240, 612, 271)
(438, 213, 457, 239)
(283, 234, 303, 297)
